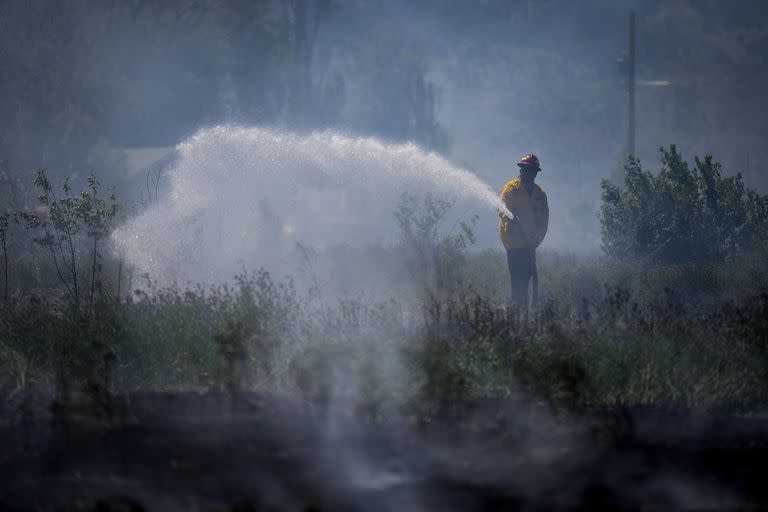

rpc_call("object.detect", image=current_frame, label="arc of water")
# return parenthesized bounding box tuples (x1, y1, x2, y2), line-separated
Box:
(113, 126, 513, 284)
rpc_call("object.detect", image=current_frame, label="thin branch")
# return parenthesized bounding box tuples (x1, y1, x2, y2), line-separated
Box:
(66, 226, 79, 304)
(90, 237, 98, 313)
(2, 235, 7, 303)
(48, 243, 75, 301)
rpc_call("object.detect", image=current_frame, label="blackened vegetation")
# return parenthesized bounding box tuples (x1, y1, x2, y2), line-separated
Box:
(0, 153, 767, 509)
(3, 390, 768, 509)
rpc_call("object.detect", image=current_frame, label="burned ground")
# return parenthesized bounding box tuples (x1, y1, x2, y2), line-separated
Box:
(2, 390, 768, 511)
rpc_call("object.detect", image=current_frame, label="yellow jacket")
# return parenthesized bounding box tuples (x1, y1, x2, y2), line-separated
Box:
(499, 177, 549, 249)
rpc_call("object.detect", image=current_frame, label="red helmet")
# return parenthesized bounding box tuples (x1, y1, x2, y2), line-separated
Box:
(517, 153, 541, 171)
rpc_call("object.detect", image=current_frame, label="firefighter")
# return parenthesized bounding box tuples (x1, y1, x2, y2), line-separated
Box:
(498, 153, 549, 307)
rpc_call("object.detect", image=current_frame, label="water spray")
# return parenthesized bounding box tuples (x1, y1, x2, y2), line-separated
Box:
(113, 126, 512, 284)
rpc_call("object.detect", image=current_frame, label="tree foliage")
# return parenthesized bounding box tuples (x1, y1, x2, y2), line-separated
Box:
(600, 145, 768, 264)
(0, 0, 449, 181)
(346, 28, 451, 152)
(19, 170, 118, 309)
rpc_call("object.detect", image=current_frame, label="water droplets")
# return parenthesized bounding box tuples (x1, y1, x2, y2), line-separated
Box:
(113, 125, 507, 284)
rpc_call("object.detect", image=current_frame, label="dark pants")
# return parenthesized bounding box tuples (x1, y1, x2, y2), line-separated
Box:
(506, 248, 536, 307)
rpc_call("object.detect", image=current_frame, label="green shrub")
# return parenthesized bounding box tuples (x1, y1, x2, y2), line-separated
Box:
(600, 145, 768, 265)
(18, 170, 118, 310)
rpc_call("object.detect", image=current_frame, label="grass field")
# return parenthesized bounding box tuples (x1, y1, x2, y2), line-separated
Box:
(2, 247, 767, 416)
(2, 171, 768, 510)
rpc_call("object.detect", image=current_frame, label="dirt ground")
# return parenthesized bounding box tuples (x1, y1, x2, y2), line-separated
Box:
(1, 391, 767, 511)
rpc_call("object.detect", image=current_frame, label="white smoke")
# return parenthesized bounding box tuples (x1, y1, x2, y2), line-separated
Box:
(112, 125, 508, 284)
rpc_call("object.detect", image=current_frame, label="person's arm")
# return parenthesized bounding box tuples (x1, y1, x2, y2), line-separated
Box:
(535, 191, 549, 248)
(500, 184, 515, 218)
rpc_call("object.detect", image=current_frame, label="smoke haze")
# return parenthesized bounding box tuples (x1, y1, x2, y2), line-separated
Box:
(112, 125, 506, 284)
(2, 0, 766, 254)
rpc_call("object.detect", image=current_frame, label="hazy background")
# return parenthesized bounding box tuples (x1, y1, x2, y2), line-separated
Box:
(1, 0, 766, 252)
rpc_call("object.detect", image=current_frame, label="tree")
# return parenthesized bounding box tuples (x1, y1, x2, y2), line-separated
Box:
(20, 170, 118, 310)
(283, 0, 332, 125)
(600, 145, 768, 265)
(0, 0, 296, 174)
(0, 212, 8, 303)
(345, 27, 451, 152)
(0, 162, 32, 302)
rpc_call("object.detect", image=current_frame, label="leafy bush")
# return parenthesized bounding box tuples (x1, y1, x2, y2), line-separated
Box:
(394, 193, 477, 302)
(2, 251, 767, 412)
(115, 270, 299, 391)
(600, 145, 768, 264)
(18, 170, 119, 310)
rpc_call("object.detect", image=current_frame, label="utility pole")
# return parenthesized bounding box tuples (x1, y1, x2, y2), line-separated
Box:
(627, 10, 636, 157)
